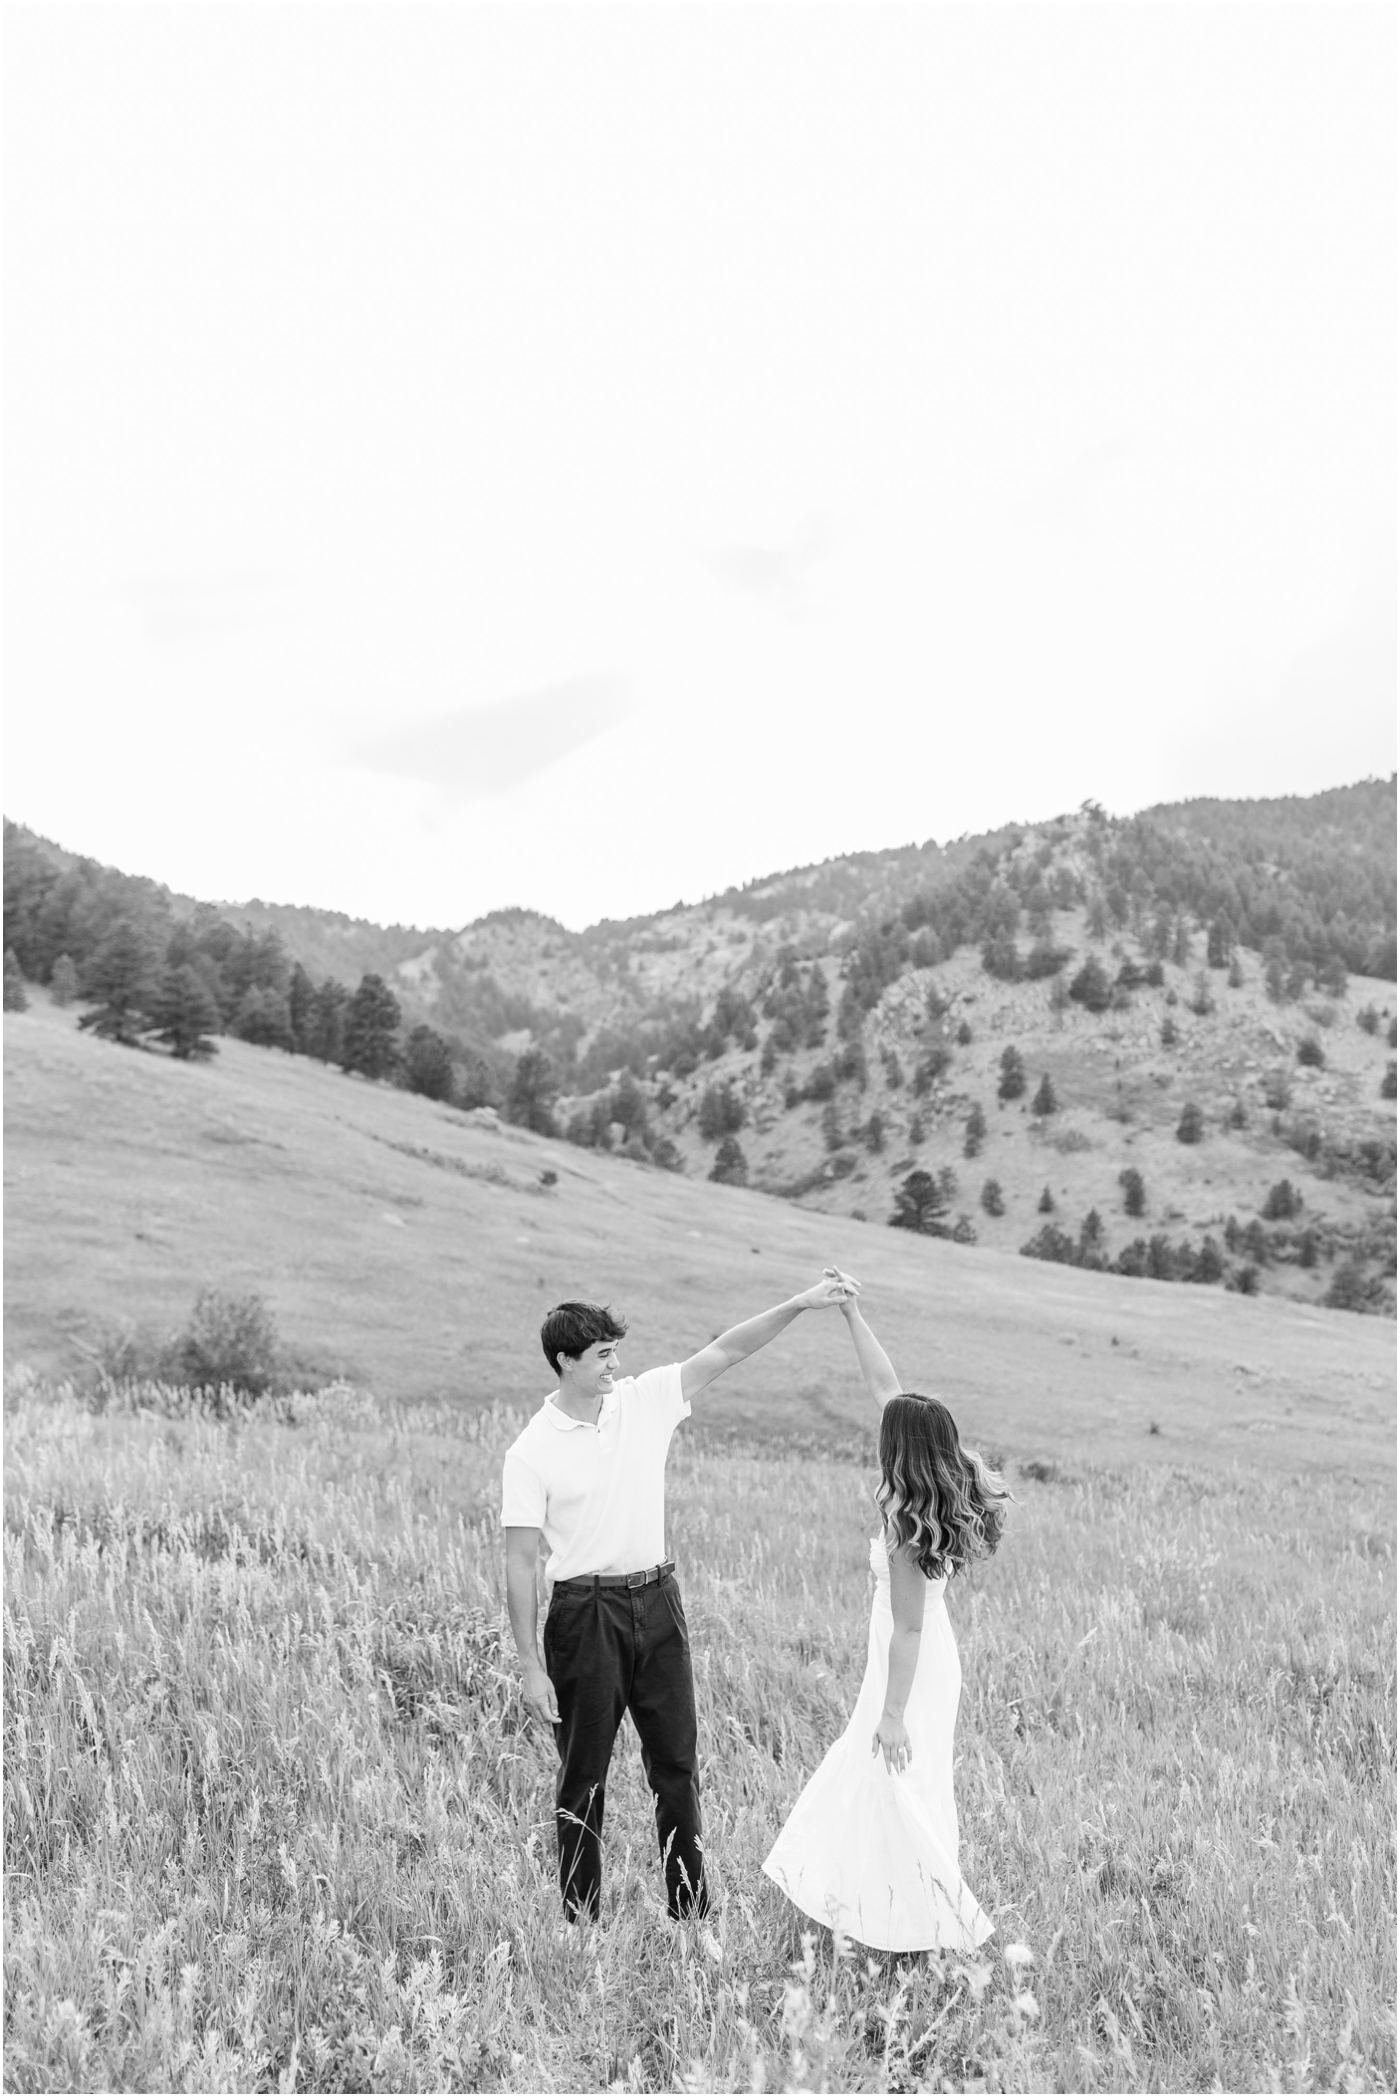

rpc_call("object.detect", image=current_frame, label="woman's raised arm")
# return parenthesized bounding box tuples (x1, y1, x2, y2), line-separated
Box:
(826, 1270, 902, 1412)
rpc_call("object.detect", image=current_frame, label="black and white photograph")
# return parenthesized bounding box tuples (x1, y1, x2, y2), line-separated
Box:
(3, 3, 1395, 2091)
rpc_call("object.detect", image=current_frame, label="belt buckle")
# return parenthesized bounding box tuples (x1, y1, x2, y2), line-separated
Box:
(627, 1569, 647, 1590)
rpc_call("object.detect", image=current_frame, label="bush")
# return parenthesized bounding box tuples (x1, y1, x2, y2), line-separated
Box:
(911, 1046, 952, 1097)
(1358, 1004, 1380, 1035)
(980, 1178, 1005, 1218)
(168, 1288, 281, 1396)
(1160, 1016, 1179, 1048)
(1296, 1036, 1325, 1068)
(650, 1137, 684, 1173)
(963, 1104, 986, 1158)
(955, 1019, 973, 1046)
(1382, 1063, 1397, 1101)
(950, 1214, 978, 1245)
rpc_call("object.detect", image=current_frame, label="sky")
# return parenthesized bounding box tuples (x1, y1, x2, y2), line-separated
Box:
(5, 3, 1395, 933)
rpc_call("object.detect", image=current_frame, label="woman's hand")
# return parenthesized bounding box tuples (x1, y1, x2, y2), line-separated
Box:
(872, 1712, 912, 1773)
(793, 1270, 861, 1311)
(822, 1265, 862, 1316)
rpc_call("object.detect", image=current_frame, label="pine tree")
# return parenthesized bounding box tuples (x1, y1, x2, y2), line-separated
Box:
(49, 953, 79, 1007)
(1031, 1072, 1057, 1116)
(151, 964, 221, 1060)
(1381, 1062, 1397, 1101)
(1160, 1015, 1179, 1048)
(979, 1178, 1005, 1218)
(963, 1103, 987, 1158)
(233, 985, 294, 1050)
(288, 962, 316, 1054)
(1038, 1184, 1055, 1213)
(341, 974, 402, 1080)
(1176, 1099, 1205, 1144)
(1068, 956, 1112, 1013)
(457, 1055, 500, 1111)
(1119, 1166, 1146, 1217)
(997, 1045, 1026, 1102)
(404, 1024, 456, 1101)
(507, 1048, 558, 1135)
(77, 919, 161, 1045)
(3, 948, 28, 1011)
(306, 978, 348, 1064)
(709, 1134, 749, 1185)
(888, 1169, 951, 1236)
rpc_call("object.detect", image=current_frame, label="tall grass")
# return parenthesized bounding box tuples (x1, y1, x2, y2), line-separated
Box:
(3, 1369, 1394, 2092)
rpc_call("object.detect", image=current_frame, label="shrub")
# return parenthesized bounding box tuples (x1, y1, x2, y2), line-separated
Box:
(912, 1046, 952, 1096)
(1227, 954, 1245, 988)
(1160, 1016, 1179, 1049)
(907, 1112, 926, 1146)
(1119, 1166, 1146, 1217)
(1262, 1068, 1292, 1111)
(1296, 1036, 1325, 1068)
(1176, 1100, 1205, 1145)
(1188, 973, 1214, 1018)
(168, 1288, 281, 1396)
(804, 1063, 836, 1103)
(880, 1047, 903, 1089)
(1358, 1004, 1380, 1036)
(955, 1019, 973, 1047)
(950, 1213, 978, 1244)
(980, 1178, 1005, 1218)
(1225, 1098, 1248, 1130)
(963, 1103, 987, 1158)
(708, 1135, 748, 1186)
(650, 1136, 684, 1172)
(1324, 1257, 1382, 1314)
(1382, 1063, 1397, 1101)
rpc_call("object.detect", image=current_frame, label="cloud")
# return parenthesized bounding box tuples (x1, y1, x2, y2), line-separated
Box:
(702, 513, 845, 611)
(119, 570, 302, 643)
(350, 674, 633, 802)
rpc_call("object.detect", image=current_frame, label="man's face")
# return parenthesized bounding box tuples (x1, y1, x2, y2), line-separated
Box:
(565, 1338, 620, 1398)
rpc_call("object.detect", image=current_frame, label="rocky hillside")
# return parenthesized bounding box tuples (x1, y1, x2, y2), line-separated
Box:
(6, 782, 1395, 1315)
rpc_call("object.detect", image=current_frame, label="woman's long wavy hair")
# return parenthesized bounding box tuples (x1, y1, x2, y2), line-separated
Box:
(876, 1393, 1010, 1581)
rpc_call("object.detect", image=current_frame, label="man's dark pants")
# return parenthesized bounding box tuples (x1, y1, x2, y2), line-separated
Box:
(543, 1570, 707, 1922)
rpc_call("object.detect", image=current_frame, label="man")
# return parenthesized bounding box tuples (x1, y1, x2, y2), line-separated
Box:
(501, 1273, 856, 1926)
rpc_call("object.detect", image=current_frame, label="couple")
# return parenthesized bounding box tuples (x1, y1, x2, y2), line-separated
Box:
(500, 1269, 1007, 1953)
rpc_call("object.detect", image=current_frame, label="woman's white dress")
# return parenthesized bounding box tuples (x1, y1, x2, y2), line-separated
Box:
(762, 1537, 993, 1953)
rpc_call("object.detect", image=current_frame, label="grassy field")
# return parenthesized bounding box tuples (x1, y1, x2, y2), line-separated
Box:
(4, 1001, 1394, 1476)
(3, 1368, 1394, 2093)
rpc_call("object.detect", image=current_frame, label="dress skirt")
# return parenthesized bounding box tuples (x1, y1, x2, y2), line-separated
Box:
(761, 1540, 993, 1953)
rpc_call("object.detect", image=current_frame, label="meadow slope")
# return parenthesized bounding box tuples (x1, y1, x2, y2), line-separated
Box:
(4, 998, 1394, 1475)
(3, 1378, 1394, 2093)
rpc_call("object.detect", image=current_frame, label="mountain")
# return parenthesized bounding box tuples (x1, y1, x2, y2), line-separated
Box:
(5, 781, 1395, 1317)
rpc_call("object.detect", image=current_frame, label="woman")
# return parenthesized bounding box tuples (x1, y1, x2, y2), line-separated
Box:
(762, 1276, 1008, 1953)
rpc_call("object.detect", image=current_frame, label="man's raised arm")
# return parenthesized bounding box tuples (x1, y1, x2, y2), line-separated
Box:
(679, 1271, 859, 1403)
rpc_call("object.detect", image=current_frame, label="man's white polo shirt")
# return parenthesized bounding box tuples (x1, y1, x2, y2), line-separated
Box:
(500, 1364, 689, 1583)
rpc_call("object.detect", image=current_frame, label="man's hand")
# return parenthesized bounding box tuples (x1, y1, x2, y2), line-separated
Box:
(792, 1269, 861, 1311)
(521, 1659, 560, 1729)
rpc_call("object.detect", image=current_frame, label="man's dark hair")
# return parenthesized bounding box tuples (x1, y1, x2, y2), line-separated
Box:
(541, 1301, 628, 1375)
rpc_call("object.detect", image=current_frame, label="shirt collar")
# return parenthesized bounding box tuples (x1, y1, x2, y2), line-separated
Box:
(544, 1385, 619, 1432)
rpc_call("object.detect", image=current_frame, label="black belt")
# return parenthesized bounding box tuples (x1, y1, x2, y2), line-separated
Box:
(553, 1559, 675, 1593)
